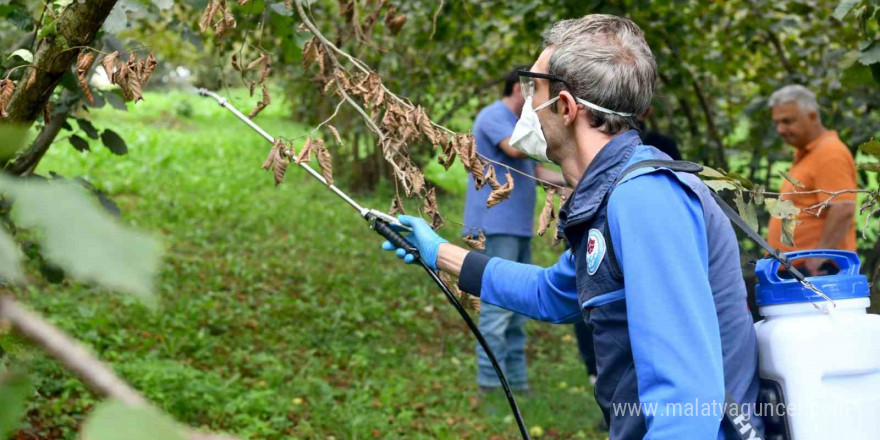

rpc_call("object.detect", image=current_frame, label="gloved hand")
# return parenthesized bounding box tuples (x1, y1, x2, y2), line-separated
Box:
(381, 215, 448, 270)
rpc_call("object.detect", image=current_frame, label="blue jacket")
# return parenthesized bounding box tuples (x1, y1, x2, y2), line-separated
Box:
(457, 130, 761, 440)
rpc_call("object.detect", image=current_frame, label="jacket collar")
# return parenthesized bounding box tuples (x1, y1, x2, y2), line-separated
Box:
(558, 130, 642, 231)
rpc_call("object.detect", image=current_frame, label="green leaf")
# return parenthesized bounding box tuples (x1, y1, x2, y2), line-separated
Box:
(0, 176, 163, 305)
(151, 0, 173, 10)
(781, 218, 800, 247)
(0, 125, 30, 162)
(69, 134, 90, 152)
(0, 374, 31, 439)
(81, 400, 186, 440)
(859, 40, 880, 65)
(0, 226, 24, 284)
(703, 179, 737, 192)
(833, 0, 860, 20)
(76, 118, 100, 139)
(101, 130, 128, 155)
(7, 48, 33, 63)
(778, 170, 804, 188)
(859, 138, 880, 158)
(841, 63, 876, 87)
(764, 198, 800, 219)
(734, 191, 759, 231)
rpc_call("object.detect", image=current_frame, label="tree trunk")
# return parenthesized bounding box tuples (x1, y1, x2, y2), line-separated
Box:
(3, 0, 117, 126)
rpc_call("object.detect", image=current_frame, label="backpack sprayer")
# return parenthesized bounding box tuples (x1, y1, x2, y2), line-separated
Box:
(194, 88, 532, 440)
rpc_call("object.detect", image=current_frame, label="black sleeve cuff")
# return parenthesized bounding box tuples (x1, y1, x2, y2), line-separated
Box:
(457, 251, 492, 297)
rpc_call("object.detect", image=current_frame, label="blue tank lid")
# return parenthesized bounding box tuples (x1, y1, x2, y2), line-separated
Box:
(755, 250, 870, 307)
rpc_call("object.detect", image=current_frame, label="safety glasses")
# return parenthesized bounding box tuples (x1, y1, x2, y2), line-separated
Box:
(518, 69, 574, 100)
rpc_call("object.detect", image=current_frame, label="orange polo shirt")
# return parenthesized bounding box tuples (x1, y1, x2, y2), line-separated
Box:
(767, 131, 857, 252)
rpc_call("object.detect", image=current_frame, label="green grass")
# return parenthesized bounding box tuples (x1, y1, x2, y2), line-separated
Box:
(2, 89, 605, 439)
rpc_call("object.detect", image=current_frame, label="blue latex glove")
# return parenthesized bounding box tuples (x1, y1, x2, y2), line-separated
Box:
(380, 215, 448, 270)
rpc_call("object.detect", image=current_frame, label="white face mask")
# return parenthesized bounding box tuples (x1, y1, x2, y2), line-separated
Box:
(510, 88, 636, 163)
(509, 96, 558, 163)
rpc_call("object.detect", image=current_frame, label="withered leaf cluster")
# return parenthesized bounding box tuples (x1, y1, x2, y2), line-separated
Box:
(337, 0, 406, 44)
(537, 188, 557, 236)
(439, 272, 480, 313)
(262, 138, 290, 186)
(232, 52, 273, 118)
(0, 78, 15, 118)
(199, 0, 237, 40)
(462, 230, 486, 251)
(99, 51, 158, 102)
(293, 138, 334, 186)
(423, 187, 443, 230)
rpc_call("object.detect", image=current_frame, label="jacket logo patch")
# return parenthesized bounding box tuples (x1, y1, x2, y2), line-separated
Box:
(586, 229, 606, 275)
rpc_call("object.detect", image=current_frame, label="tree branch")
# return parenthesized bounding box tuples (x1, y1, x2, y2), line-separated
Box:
(3, 0, 117, 126)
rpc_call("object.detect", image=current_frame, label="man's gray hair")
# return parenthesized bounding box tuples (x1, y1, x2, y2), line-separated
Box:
(542, 15, 656, 135)
(768, 84, 820, 115)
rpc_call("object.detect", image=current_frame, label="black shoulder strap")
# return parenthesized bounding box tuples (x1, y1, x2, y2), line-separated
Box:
(613, 159, 774, 440)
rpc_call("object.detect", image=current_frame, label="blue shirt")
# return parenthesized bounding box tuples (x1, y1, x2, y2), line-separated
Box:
(463, 100, 536, 238)
(458, 136, 760, 439)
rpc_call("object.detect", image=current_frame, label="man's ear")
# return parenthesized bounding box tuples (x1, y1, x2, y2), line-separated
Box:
(558, 90, 579, 126)
(808, 110, 819, 123)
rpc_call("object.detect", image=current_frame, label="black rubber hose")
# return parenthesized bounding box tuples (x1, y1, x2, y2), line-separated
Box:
(419, 264, 531, 440)
(372, 218, 530, 440)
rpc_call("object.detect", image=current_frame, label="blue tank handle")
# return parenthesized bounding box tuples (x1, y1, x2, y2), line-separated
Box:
(755, 249, 861, 286)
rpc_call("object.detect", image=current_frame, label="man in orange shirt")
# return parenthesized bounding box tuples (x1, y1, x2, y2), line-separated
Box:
(767, 85, 858, 275)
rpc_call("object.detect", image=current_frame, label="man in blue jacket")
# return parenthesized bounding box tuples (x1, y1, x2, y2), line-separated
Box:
(382, 15, 762, 439)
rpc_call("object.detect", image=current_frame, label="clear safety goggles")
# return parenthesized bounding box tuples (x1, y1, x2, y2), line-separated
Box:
(516, 69, 636, 117)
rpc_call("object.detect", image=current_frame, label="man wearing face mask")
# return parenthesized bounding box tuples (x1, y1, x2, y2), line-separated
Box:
(382, 14, 761, 440)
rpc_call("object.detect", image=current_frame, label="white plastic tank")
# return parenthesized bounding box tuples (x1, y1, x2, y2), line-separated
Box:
(754, 250, 880, 440)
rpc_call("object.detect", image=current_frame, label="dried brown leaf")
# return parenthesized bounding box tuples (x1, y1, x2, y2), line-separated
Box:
(140, 53, 158, 84)
(258, 58, 272, 84)
(486, 171, 514, 208)
(248, 84, 271, 118)
(313, 138, 334, 186)
(537, 188, 557, 236)
(439, 272, 480, 312)
(389, 196, 405, 216)
(424, 187, 444, 230)
(262, 139, 289, 186)
(296, 138, 312, 164)
(101, 51, 119, 79)
(410, 169, 425, 195)
(384, 10, 407, 35)
(25, 70, 36, 91)
(302, 38, 320, 71)
(213, 8, 236, 40)
(474, 162, 495, 190)
(231, 53, 243, 72)
(417, 106, 438, 143)
(463, 230, 486, 250)
(199, 0, 220, 33)
(76, 52, 96, 104)
(327, 125, 344, 146)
